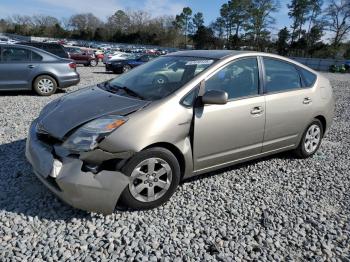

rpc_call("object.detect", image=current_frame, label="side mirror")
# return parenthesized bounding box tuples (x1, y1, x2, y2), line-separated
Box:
(201, 90, 228, 105)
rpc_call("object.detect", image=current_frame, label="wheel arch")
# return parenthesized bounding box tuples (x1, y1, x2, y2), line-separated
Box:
(314, 115, 327, 135)
(143, 142, 186, 180)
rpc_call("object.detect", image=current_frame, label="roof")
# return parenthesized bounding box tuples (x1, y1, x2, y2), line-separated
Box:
(166, 50, 249, 60)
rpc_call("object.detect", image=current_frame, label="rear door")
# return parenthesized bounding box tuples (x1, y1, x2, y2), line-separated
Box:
(193, 57, 266, 171)
(262, 57, 315, 152)
(0, 46, 35, 90)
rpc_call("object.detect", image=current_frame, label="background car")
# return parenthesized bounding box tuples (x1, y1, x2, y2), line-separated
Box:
(0, 44, 79, 96)
(64, 47, 98, 66)
(105, 54, 158, 73)
(19, 42, 69, 59)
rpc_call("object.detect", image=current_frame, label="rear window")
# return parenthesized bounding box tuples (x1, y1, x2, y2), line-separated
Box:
(300, 68, 317, 87)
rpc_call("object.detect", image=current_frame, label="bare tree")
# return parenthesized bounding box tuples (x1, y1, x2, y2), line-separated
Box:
(324, 0, 350, 46)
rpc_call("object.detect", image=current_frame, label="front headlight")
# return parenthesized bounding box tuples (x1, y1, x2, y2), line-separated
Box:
(62, 115, 127, 152)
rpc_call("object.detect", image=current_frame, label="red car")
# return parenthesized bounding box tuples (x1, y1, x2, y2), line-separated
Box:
(64, 47, 98, 67)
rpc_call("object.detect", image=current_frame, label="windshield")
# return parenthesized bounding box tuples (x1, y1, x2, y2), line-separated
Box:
(105, 56, 215, 101)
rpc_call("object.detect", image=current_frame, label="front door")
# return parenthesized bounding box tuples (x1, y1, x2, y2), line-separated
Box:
(0, 46, 33, 90)
(193, 57, 266, 172)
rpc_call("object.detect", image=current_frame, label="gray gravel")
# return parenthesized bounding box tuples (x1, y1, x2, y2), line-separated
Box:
(0, 66, 349, 261)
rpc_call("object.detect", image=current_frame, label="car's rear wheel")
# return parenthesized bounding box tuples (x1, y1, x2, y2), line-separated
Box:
(119, 147, 180, 210)
(294, 119, 323, 158)
(33, 75, 57, 96)
(90, 59, 98, 67)
(122, 65, 132, 73)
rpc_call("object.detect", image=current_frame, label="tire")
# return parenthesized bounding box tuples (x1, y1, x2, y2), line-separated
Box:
(294, 119, 323, 158)
(122, 65, 132, 73)
(33, 75, 57, 96)
(119, 147, 181, 210)
(83, 63, 89, 67)
(90, 59, 98, 67)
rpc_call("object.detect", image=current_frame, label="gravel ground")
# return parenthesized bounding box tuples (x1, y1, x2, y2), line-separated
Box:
(0, 66, 349, 261)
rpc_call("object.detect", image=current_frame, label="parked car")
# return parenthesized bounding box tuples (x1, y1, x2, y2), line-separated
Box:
(105, 54, 158, 73)
(0, 44, 79, 96)
(103, 52, 137, 64)
(26, 50, 334, 214)
(19, 42, 69, 59)
(64, 47, 98, 66)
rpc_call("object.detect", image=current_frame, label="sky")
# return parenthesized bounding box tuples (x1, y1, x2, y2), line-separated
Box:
(0, 0, 292, 36)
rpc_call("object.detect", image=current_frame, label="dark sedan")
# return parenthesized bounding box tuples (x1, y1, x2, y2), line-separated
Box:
(0, 44, 80, 96)
(105, 54, 158, 74)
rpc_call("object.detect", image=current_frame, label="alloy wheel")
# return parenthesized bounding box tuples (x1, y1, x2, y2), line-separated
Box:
(304, 124, 321, 154)
(129, 158, 172, 203)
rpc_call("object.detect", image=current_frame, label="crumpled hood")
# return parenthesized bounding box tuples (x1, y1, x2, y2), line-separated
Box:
(37, 86, 148, 140)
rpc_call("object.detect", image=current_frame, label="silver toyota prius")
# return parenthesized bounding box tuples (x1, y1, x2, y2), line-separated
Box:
(26, 50, 335, 214)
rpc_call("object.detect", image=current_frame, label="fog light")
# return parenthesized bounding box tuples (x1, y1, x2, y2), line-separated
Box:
(50, 159, 63, 178)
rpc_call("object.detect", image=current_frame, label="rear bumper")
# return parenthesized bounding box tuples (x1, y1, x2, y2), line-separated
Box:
(25, 120, 129, 214)
(59, 74, 80, 88)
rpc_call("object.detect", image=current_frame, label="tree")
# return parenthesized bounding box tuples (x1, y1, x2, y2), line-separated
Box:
(174, 7, 193, 48)
(69, 13, 102, 40)
(0, 19, 8, 32)
(218, 0, 251, 48)
(245, 0, 279, 51)
(324, 0, 350, 46)
(192, 12, 204, 32)
(288, 0, 312, 42)
(106, 10, 130, 35)
(192, 26, 218, 49)
(276, 27, 290, 55)
(210, 17, 226, 39)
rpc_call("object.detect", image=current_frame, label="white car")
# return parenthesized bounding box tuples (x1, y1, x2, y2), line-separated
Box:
(103, 52, 134, 63)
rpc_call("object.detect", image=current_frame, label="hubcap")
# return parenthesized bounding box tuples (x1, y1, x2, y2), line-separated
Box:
(37, 78, 54, 93)
(304, 124, 321, 154)
(129, 158, 172, 203)
(123, 66, 130, 72)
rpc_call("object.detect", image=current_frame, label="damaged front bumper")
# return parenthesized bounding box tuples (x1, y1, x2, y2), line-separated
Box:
(25, 120, 130, 214)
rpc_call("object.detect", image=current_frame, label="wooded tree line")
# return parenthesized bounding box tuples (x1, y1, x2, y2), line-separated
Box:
(0, 0, 350, 58)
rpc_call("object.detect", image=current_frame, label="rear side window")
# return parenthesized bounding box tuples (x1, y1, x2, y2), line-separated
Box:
(263, 58, 301, 93)
(1, 47, 31, 62)
(300, 68, 317, 87)
(31, 51, 43, 61)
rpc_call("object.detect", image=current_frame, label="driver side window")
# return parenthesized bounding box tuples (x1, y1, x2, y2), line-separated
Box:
(205, 57, 259, 100)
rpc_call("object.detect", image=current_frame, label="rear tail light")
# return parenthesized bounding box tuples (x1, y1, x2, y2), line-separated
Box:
(69, 62, 77, 69)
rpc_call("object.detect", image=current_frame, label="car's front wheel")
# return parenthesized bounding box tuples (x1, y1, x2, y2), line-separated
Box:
(294, 119, 323, 158)
(119, 147, 180, 210)
(33, 75, 57, 96)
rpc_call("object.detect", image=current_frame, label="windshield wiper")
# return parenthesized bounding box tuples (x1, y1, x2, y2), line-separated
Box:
(100, 82, 144, 100)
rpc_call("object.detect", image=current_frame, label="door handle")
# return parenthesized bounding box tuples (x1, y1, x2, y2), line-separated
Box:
(251, 106, 263, 115)
(303, 97, 312, 104)
(28, 65, 35, 69)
